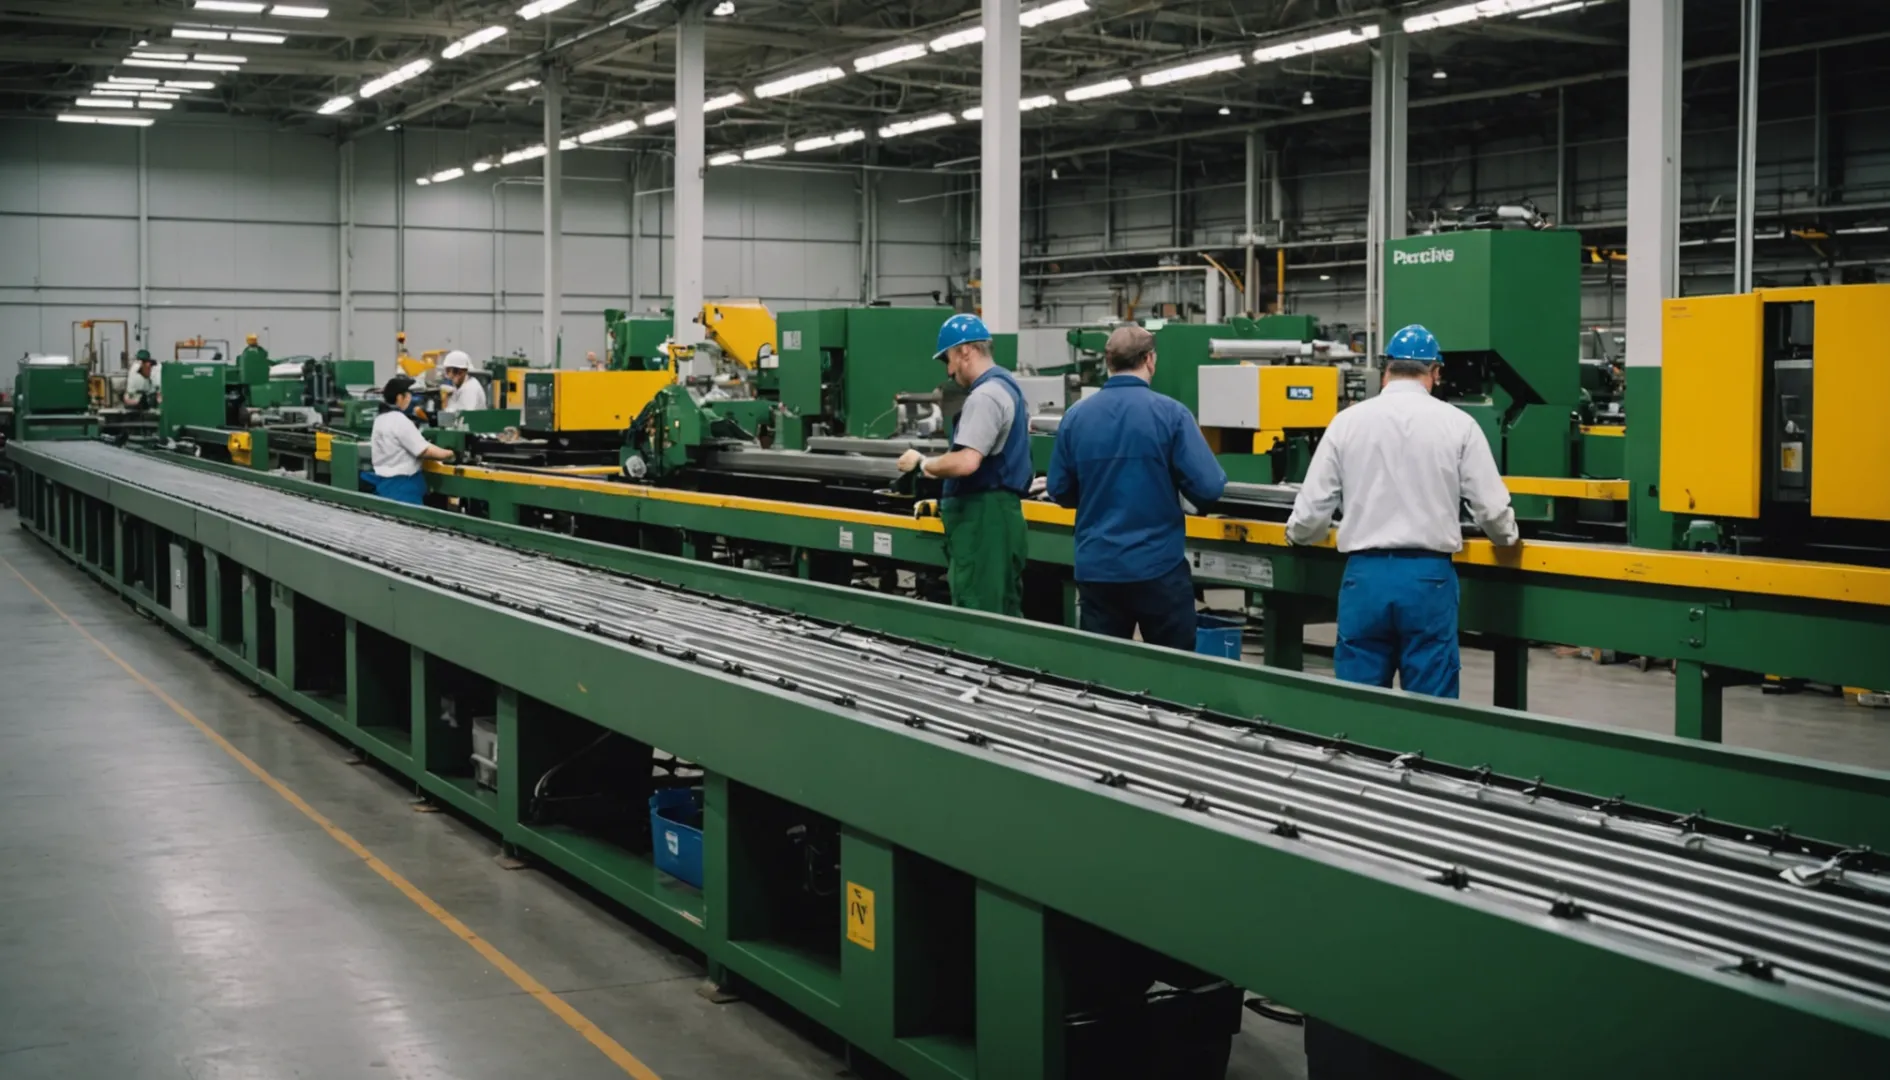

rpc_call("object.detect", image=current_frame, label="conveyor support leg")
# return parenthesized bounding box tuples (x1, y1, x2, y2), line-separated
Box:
(1493, 639, 1529, 711)
(1261, 591, 1304, 671)
(1674, 660, 1724, 743)
(976, 884, 1065, 1079)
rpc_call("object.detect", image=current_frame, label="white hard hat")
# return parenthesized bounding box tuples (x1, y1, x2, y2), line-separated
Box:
(442, 350, 473, 370)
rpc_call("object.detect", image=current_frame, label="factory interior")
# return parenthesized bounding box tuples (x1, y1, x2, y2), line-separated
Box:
(4, 1, 1890, 1077)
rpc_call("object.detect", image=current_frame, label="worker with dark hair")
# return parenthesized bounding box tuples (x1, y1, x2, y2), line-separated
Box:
(123, 350, 158, 410)
(365, 375, 454, 505)
(1046, 324, 1227, 650)
(895, 313, 1032, 616)
(1285, 323, 1518, 698)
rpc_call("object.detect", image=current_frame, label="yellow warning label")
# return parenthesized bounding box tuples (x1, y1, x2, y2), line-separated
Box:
(845, 882, 876, 950)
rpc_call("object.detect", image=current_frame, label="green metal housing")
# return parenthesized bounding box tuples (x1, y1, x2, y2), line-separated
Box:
(9, 364, 97, 440)
(776, 306, 965, 445)
(1385, 229, 1584, 522)
(158, 363, 229, 438)
(13, 440, 1890, 1080)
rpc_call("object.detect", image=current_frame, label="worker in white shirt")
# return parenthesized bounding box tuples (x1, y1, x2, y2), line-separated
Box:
(1284, 324, 1518, 699)
(366, 375, 455, 505)
(438, 350, 487, 419)
(122, 350, 158, 410)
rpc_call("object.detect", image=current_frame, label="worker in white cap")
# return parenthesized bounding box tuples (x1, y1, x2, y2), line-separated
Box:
(439, 350, 486, 418)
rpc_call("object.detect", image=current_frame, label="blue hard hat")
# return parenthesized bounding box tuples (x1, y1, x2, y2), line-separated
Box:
(1385, 324, 1442, 363)
(934, 313, 992, 360)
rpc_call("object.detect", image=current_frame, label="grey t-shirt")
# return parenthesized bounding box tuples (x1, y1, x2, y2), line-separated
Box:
(952, 372, 1018, 456)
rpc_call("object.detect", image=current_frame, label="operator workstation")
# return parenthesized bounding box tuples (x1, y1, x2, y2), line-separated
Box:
(4, 3, 1889, 1080)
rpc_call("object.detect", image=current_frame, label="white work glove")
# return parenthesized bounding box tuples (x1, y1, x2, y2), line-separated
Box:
(896, 448, 925, 474)
(1028, 475, 1048, 497)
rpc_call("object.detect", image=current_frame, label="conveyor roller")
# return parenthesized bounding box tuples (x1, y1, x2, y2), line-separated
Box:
(33, 441, 1890, 1018)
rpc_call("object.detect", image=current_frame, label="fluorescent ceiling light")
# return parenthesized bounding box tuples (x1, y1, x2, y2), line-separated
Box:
(578, 118, 638, 144)
(194, 1, 264, 12)
(879, 112, 955, 138)
(186, 62, 240, 71)
(559, 137, 577, 150)
(76, 97, 135, 109)
(1141, 54, 1244, 87)
(443, 26, 508, 60)
(134, 100, 175, 110)
(505, 77, 540, 92)
(643, 107, 676, 126)
(472, 161, 494, 172)
(793, 129, 864, 152)
(271, 6, 329, 18)
(1065, 78, 1131, 101)
(166, 81, 217, 89)
(743, 144, 786, 161)
(317, 95, 352, 114)
(360, 57, 431, 98)
(709, 152, 741, 166)
(61, 114, 155, 126)
(431, 167, 465, 183)
(1520, 1, 1592, 17)
(632, 0, 667, 13)
(1021, 94, 1057, 110)
(104, 77, 158, 84)
(930, 27, 984, 52)
(133, 51, 190, 61)
(712, 1, 734, 14)
(961, 106, 983, 121)
(230, 32, 288, 44)
(855, 44, 927, 73)
(1406, 1, 1563, 33)
(1254, 25, 1379, 63)
(91, 88, 145, 97)
(416, 177, 430, 185)
(704, 92, 744, 111)
(171, 29, 227, 41)
(193, 54, 248, 64)
(1021, 0, 1089, 27)
(755, 66, 844, 98)
(519, 0, 581, 19)
(501, 145, 548, 164)
(1836, 225, 1889, 235)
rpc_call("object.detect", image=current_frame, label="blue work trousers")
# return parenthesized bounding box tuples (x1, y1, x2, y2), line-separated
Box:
(1077, 559, 1198, 652)
(1334, 551, 1460, 699)
(362, 471, 426, 505)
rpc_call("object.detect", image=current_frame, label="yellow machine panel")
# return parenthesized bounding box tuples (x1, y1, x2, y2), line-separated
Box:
(1257, 365, 1338, 431)
(1660, 293, 1764, 518)
(526, 370, 674, 432)
(1760, 284, 1890, 522)
(701, 300, 777, 369)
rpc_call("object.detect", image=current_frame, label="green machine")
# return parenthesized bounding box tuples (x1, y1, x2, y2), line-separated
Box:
(775, 306, 1014, 449)
(1384, 229, 1592, 523)
(605, 309, 675, 372)
(1066, 314, 1321, 415)
(10, 360, 97, 440)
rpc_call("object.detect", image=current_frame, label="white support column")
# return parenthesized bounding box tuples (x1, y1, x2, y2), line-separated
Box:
(137, 127, 149, 351)
(1733, 0, 1760, 294)
(1365, 23, 1408, 363)
(980, 0, 1021, 332)
(543, 67, 564, 367)
(338, 142, 353, 360)
(672, 2, 706, 350)
(1628, 0, 1682, 371)
(1243, 131, 1261, 314)
(394, 129, 406, 333)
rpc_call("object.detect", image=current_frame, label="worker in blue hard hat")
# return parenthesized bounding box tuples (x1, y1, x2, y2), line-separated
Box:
(1285, 323, 1517, 698)
(896, 313, 1031, 616)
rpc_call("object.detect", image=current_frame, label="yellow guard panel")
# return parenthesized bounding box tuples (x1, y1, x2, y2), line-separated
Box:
(1257, 365, 1339, 431)
(1661, 294, 1764, 518)
(1762, 284, 1890, 522)
(554, 370, 674, 431)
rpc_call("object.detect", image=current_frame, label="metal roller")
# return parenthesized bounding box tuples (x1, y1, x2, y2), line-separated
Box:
(1207, 338, 1315, 361)
(37, 441, 1890, 1016)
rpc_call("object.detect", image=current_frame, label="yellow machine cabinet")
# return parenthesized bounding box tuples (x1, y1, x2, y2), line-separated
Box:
(1195, 363, 1339, 451)
(1763, 284, 1890, 522)
(1660, 293, 1764, 518)
(522, 369, 674, 432)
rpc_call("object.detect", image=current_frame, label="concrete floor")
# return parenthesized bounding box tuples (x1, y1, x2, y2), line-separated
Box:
(3, 523, 1883, 1080)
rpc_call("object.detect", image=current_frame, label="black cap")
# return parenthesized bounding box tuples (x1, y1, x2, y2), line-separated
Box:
(383, 375, 416, 405)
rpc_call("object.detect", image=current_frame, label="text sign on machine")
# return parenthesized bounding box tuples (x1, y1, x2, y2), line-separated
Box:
(1287, 386, 1314, 400)
(873, 531, 893, 556)
(846, 882, 876, 950)
(839, 527, 855, 550)
(1188, 549, 1274, 588)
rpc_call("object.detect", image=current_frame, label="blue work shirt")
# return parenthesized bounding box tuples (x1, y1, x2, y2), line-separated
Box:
(1048, 375, 1228, 583)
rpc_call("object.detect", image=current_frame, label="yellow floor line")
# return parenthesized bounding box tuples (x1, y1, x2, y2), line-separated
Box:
(1, 553, 664, 1080)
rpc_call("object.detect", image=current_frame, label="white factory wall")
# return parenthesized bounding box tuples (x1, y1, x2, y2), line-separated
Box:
(0, 119, 959, 379)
